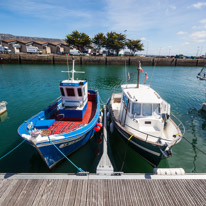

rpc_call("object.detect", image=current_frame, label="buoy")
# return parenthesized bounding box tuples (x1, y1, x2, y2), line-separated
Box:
(95, 149, 100, 156)
(94, 125, 101, 132)
(97, 123, 102, 128)
(96, 137, 102, 144)
(110, 122, 114, 133)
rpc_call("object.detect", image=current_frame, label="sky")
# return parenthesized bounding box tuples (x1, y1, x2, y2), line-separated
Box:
(0, 0, 206, 56)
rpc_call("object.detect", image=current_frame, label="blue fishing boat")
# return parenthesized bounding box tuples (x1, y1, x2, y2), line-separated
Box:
(18, 60, 101, 169)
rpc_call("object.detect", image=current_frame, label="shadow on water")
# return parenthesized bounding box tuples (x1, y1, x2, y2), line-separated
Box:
(108, 129, 154, 173)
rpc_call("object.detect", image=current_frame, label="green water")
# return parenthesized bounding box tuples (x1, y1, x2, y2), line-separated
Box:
(0, 64, 206, 173)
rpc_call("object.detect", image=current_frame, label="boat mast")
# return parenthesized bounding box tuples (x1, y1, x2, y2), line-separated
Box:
(71, 59, 75, 82)
(61, 57, 85, 80)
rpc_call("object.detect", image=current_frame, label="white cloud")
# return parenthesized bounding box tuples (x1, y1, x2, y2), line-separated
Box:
(182, 42, 190, 45)
(191, 2, 206, 9)
(169, 5, 176, 10)
(177, 31, 187, 35)
(200, 19, 206, 24)
(140, 37, 146, 41)
(190, 31, 206, 42)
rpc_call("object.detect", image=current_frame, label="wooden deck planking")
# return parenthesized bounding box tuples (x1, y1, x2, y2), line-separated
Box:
(48, 179, 64, 206)
(79, 179, 88, 206)
(190, 179, 206, 205)
(97, 179, 103, 206)
(55, 179, 68, 206)
(151, 180, 170, 206)
(0, 180, 17, 205)
(73, 180, 83, 206)
(62, 179, 73, 205)
(0, 178, 206, 205)
(112, 180, 122, 206)
(14, 179, 39, 206)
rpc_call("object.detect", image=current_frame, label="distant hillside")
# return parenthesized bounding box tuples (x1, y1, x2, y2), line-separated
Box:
(0, 33, 65, 43)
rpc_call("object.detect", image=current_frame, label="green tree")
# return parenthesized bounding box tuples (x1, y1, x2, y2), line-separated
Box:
(92, 33, 106, 49)
(65, 30, 91, 51)
(105, 32, 126, 55)
(125, 39, 144, 53)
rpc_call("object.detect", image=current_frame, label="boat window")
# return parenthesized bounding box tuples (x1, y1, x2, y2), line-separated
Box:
(128, 102, 131, 113)
(122, 94, 125, 103)
(83, 86, 86, 96)
(153, 104, 160, 115)
(142, 104, 152, 116)
(132, 103, 141, 116)
(60, 87, 65, 96)
(78, 88, 82, 97)
(66, 88, 75, 96)
(124, 98, 128, 108)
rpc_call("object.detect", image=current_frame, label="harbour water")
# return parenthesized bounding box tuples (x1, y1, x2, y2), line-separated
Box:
(0, 64, 206, 173)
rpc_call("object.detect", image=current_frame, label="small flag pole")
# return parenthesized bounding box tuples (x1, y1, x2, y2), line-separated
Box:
(137, 61, 141, 88)
(144, 72, 148, 84)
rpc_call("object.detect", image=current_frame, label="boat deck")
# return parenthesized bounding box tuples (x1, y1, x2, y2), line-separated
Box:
(0, 174, 206, 205)
(47, 100, 97, 135)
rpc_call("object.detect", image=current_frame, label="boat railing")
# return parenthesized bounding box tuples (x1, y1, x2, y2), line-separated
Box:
(170, 113, 185, 143)
(124, 123, 170, 143)
(125, 113, 185, 144)
(48, 96, 61, 107)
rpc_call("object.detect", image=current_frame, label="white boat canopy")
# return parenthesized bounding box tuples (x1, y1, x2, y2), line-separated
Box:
(121, 84, 162, 104)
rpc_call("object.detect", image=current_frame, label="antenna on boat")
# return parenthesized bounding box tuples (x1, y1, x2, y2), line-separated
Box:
(66, 54, 70, 79)
(125, 60, 128, 88)
(62, 57, 85, 81)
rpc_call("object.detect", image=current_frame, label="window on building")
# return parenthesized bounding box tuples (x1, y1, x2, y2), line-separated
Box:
(78, 88, 82, 97)
(142, 104, 152, 116)
(66, 88, 75, 96)
(132, 103, 141, 116)
(60, 87, 65, 96)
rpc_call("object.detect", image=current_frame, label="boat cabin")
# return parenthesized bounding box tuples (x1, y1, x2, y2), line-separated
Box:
(59, 80, 88, 108)
(119, 84, 170, 135)
(58, 80, 88, 121)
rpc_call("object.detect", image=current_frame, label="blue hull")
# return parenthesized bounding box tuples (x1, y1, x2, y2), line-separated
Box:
(36, 127, 95, 168)
(18, 89, 100, 169)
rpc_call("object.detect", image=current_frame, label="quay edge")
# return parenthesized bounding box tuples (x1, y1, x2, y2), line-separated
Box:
(0, 54, 206, 66)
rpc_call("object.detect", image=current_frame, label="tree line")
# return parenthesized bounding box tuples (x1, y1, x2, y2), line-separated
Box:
(65, 31, 144, 55)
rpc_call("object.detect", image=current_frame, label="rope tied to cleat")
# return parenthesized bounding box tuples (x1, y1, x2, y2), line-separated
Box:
(48, 136, 85, 172)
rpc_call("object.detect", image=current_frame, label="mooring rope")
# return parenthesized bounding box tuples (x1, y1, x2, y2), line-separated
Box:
(120, 135, 133, 171)
(183, 136, 206, 156)
(0, 139, 26, 160)
(48, 137, 85, 172)
(99, 94, 106, 106)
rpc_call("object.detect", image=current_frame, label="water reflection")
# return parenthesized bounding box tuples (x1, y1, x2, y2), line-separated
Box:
(0, 111, 9, 122)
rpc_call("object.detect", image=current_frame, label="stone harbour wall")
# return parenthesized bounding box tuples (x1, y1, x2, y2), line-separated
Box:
(0, 54, 206, 66)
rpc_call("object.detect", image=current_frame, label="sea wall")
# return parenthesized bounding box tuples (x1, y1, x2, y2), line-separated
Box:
(0, 54, 206, 66)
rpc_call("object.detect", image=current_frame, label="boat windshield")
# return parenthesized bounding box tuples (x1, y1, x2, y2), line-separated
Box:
(132, 103, 160, 117)
(142, 104, 152, 116)
(132, 103, 141, 116)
